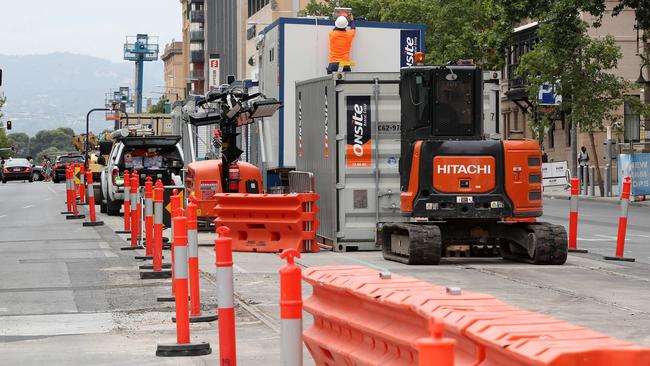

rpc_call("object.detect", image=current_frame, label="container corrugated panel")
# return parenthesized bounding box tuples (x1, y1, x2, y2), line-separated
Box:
(296, 73, 405, 251)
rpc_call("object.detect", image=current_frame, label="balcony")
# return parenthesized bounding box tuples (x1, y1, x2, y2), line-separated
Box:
(190, 50, 204, 63)
(188, 0, 203, 3)
(190, 10, 204, 23)
(505, 22, 539, 102)
(190, 30, 204, 41)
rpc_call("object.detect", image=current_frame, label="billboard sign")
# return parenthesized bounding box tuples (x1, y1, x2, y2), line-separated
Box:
(538, 82, 562, 106)
(346, 95, 372, 168)
(209, 57, 220, 90)
(618, 153, 650, 196)
(542, 161, 569, 187)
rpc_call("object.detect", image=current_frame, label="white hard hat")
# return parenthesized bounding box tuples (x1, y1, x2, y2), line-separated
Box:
(335, 16, 348, 29)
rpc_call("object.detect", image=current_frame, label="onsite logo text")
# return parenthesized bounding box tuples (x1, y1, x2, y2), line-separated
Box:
(352, 103, 365, 156)
(437, 164, 491, 175)
(404, 36, 416, 66)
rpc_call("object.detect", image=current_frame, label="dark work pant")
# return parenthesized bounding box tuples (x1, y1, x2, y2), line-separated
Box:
(327, 62, 351, 74)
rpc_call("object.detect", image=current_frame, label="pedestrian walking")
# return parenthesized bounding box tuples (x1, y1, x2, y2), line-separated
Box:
(578, 146, 589, 184)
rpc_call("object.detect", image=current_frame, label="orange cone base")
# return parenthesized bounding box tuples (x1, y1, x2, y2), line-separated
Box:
(83, 221, 104, 227)
(603, 255, 635, 262)
(139, 263, 171, 270)
(60, 211, 73, 215)
(139, 270, 172, 279)
(157, 295, 189, 302)
(134, 255, 153, 260)
(78, 203, 89, 206)
(172, 312, 218, 323)
(115, 230, 130, 234)
(66, 214, 85, 220)
(156, 342, 211, 357)
(568, 248, 588, 253)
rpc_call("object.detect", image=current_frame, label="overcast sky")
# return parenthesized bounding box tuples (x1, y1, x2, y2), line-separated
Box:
(0, 0, 182, 62)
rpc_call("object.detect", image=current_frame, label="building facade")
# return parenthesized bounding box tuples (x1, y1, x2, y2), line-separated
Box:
(502, 5, 647, 178)
(161, 41, 185, 103)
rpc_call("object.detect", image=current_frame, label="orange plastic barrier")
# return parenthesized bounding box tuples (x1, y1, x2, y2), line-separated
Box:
(302, 266, 650, 366)
(213, 193, 320, 253)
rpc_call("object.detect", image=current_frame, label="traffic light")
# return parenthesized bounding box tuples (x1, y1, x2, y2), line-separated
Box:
(6, 120, 11, 130)
(10, 144, 15, 152)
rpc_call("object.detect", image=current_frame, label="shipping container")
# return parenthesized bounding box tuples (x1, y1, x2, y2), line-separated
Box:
(254, 17, 426, 178)
(296, 73, 404, 252)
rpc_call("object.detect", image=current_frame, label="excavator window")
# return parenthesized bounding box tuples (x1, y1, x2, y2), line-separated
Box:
(434, 71, 475, 136)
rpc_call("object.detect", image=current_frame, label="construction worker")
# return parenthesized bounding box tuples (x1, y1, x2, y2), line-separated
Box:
(327, 15, 356, 74)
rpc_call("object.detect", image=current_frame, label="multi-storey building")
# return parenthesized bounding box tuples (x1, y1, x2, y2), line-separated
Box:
(161, 41, 185, 103)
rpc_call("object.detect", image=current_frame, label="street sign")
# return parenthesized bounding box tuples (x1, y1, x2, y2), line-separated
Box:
(618, 153, 650, 196)
(209, 56, 220, 90)
(538, 82, 562, 106)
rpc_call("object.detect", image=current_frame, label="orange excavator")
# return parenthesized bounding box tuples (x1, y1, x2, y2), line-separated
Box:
(378, 60, 568, 265)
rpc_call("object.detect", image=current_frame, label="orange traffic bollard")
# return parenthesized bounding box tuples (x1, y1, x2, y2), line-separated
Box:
(181, 201, 217, 322)
(78, 164, 87, 205)
(140, 180, 172, 278)
(82, 170, 104, 227)
(66, 166, 85, 220)
(156, 216, 211, 357)
(135, 177, 154, 260)
(215, 225, 237, 366)
(605, 176, 635, 262)
(122, 173, 142, 250)
(568, 177, 587, 253)
(115, 170, 131, 234)
(280, 249, 302, 366)
(61, 165, 73, 214)
(158, 189, 182, 302)
(417, 318, 455, 366)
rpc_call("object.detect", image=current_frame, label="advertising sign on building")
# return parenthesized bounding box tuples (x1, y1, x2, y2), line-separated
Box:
(208, 57, 220, 90)
(618, 153, 650, 196)
(538, 82, 562, 106)
(346, 95, 372, 168)
(400, 29, 420, 67)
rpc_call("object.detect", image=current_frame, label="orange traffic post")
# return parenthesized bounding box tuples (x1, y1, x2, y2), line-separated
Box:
(140, 179, 172, 278)
(158, 189, 181, 302)
(605, 176, 635, 262)
(280, 249, 303, 366)
(115, 170, 131, 234)
(181, 201, 217, 322)
(135, 177, 154, 260)
(74, 163, 81, 202)
(156, 216, 211, 357)
(417, 318, 455, 366)
(78, 164, 87, 205)
(568, 177, 587, 253)
(82, 170, 104, 227)
(66, 166, 85, 220)
(61, 165, 73, 214)
(121, 172, 142, 250)
(215, 226, 237, 365)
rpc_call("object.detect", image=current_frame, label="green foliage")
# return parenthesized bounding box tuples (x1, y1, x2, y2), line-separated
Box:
(149, 98, 168, 114)
(302, 0, 508, 69)
(7, 132, 30, 156)
(6, 128, 76, 160)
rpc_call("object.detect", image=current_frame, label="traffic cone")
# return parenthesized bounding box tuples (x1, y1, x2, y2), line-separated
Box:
(82, 170, 104, 227)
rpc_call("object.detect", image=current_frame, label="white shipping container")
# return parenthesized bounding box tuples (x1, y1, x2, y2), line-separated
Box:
(257, 17, 426, 172)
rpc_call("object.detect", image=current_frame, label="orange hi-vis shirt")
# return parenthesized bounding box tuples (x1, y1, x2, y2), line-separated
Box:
(329, 29, 356, 63)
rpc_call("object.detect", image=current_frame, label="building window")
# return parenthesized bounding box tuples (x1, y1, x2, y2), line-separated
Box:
(548, 121, 555, 149)
(248, 0, 270, 17)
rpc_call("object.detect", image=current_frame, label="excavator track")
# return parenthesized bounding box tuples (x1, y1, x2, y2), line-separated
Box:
(380, 223, 442, 265)
(500, 222, 568, 265)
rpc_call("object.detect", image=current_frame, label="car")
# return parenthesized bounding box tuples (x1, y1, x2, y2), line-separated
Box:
(31, 165, 45, 181)
(100, 134, 184, 215)
(52, 153, 85, 183)
(2, 158, 34, 183)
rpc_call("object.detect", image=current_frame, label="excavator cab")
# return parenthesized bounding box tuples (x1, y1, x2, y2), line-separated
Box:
(378, 64, 568, 265)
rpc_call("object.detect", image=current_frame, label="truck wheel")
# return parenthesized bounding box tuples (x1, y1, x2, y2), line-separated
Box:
(99, 187, 107, 213)
(106, 194, 121, 216)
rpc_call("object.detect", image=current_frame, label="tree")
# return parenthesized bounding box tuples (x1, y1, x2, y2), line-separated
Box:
(302, 0, 508, 69)
(515, 9, 628, 196)
(8, 132, 30, 157)
(149, 97, 168, 113)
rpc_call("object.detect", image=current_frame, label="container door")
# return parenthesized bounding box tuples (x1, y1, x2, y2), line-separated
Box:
(336, 81, 404, 251)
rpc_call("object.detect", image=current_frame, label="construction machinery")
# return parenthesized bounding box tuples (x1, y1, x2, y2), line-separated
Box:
(378, 62, 568, 265)
(186, 84, 282, 228)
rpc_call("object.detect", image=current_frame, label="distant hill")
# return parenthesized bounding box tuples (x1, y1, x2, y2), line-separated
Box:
(0, 52, 164, 135)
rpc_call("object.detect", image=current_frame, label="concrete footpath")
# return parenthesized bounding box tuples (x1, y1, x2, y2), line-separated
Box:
(544, 185, 650, 206)
(2, 182, 650, 365)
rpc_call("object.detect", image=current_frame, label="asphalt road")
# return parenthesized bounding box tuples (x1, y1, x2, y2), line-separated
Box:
(542, 197, 650, 263)
(1, 181, 650, 365)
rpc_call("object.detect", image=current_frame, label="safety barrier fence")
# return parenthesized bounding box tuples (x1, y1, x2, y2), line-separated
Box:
(302, 265, 650, 366)
(213, 193, 320, 253)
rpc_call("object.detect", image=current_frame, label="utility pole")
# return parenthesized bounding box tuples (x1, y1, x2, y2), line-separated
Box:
(571, 116, 577, 177)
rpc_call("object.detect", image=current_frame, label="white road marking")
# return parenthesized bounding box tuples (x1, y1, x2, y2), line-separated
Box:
(594, 234, 617, 239)
(45, 197, 54, 201)
(0, 313, 113, 336)
(632, 234, 650, 238)
(23, 205, 34, 209)
(0, 215, 6, 219)
(46, 184, 58, 195)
